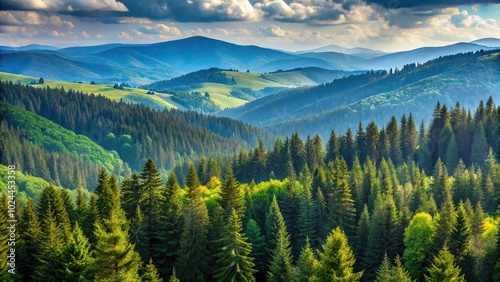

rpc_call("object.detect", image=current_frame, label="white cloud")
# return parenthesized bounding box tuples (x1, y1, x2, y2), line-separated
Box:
(0, 11, 74, 28)
(138, 24, 182, 36)
(82, 31, 90, 38)
(118, 31, 133, 40)
(259, 25, 288, 37)
(3, 0, 128, 12)
(96, 34, 107, 38)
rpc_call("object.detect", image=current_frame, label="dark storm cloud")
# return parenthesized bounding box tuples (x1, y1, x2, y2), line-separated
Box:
(365, 0, 498, 9)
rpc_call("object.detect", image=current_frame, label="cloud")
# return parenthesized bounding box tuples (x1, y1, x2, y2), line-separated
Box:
(137, 24, 181, 36)
(96, 33, 107, 38)
(365, 0, 498, 9)
(82, 31, 90, 38)
(118, 31, 133, 40)
(259, 25, 288, 37)
(0, 11, 74, 28)
(2, 0, 128, 12)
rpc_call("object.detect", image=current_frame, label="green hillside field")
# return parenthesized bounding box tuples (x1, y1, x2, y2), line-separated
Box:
(0, 72, 185, 110)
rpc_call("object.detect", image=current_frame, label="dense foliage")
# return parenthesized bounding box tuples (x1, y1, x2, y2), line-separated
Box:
(2, 91, 500, 281)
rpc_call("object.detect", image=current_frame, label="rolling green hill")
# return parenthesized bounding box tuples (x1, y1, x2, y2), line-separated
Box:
(0, 72, 186, 111)
(0, 102, 125, 172)
(222, 50, 500, 138)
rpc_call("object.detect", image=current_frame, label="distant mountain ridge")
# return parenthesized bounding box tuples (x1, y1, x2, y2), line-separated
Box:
(0, 36, 498, 85)
(220, 50, 500, 138)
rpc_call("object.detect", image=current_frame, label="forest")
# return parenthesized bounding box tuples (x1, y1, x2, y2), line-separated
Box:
(0, 77, 500, 281)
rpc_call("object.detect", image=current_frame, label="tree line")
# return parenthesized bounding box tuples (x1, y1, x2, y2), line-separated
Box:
(1, 96, 500, 281)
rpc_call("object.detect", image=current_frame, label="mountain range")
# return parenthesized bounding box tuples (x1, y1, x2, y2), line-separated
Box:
(1, 36, 498, 85)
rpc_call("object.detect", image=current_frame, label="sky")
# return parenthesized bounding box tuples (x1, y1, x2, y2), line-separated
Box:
(0, 0, 499, 52)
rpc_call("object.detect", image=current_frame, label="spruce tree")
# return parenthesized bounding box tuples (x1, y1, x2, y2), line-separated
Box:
(178, 165, 209, 281)
(354, 205, 370, 261)
(471, 123, 488, 166)
(142, 259, 163, 282)
(449, 203, 475, 282)
(330, 178, 357, 238)
(326, 129, 341, 163)
(0, 194, 12, 281)
(313, 227, 363, 282)
(387, 116, 403, 164)
(376, 255, 412, 282)
(129, 205, 149, 261)
(120, 171, 141, 219)
(297, 238, 317, 281)
(265, 195, 287, 257)
(214, 209, 257, 281)
(245, 219, 267, 277)
(92, 207, 142, 282)
(57, 223, 93, 281)
(445, 133, 459, 172)
(156, 172, 183, 279)
(139, 158, 164, 262)
(425, 247, 465, 282)
(267, 215, 296, 282)
(219, 168, 245, 218)
(18, 198, 42, 282)
(297, 181, 318, 250)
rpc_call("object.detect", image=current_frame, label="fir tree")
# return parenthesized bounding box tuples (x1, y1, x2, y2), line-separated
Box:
(265, 195, 288, 258)
(387, 116, 403, 164)
(219, 168, 245, 218)
(245, 219, 267, 277)
(313, 227, 363, 282)
(129, 205, 149, 261)
(297, 237, 317, 282)
(156, 172, 183, 279)
(424, 247, 465, 282)
(266, 214, 296, 282)
(92, 207, 142, 282)
(178, 164, 209, 281)
(214, 209, 257, 281)
(120, 171, 141, 219)
(18, 198, 42, 282)
(142, 259, 163, 282)
(449, 202, 475, 282)
(297, 181, 318, 250)
(57, 223, 94, 281)
(471, 123, 488, 166)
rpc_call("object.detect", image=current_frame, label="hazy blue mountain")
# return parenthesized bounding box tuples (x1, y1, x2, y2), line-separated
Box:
(0, 44, 59, 51)
(299, 44, 385, 55)
(360, 42, 498, 70)
(221, 50, 500, 138)
(471, 38, 500, 47)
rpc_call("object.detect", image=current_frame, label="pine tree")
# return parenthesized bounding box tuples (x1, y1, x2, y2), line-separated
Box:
(433, 186, 456, 255)
(142, 259, 163, 282)
(265, 195, 287, 257)
(354, 205, 370, 261)
(471, 123, 488, 166)
(376, 255, 412, 282)
(156, 172, 183, 279)
(449, 202, 475, 282)
(120, 171, 141, 219)
(0, 194, 12, 281)
(326, 129, 341, 163)
(33, 204, 65, 281)
(37, 184, 71, 243)
(445, 133, 459, 172)
(313, 227, 363, 282)
(139, 158, 164, 263)
(330, 178, 357, 238)
(57, 223, 94, 281)
(297, 238, 317, 281)
(214, 209, 257, 281)
(169, 269, 180, 282)
(178, 164, 209, 281)
(297, 182, 318, 250)
(366, 121, 379, 162)
(18, 198, 42, 282)
(387, 116, 403, 164)
(425, 247, 465, 282)
(130, 205, 149, 261)
(219, 168, 245, 218)
(92, 207, 142, 282)
(267, 214, 296, 282)
(245, 219, 267, 277)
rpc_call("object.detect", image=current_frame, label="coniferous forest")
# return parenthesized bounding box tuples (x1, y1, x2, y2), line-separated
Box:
(1, 74, 500, 282)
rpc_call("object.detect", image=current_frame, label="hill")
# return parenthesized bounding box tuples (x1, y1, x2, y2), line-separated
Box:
(1, 36, 498, 86)
(0, 72, 184, 110)
(221, 50, 500, 138)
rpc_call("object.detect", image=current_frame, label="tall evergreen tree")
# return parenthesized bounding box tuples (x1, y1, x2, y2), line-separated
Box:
(387, 116, 403, 164)
(326, 129, 341, 163)
(313, 227, 363, 282)
(265, 195, 288, 259)
(139, 158, 164, 262)
(142, 259, 163, 282)
(92, 208, 142, 282)
(403, 212, 435, 280)
(57, 223, 94, 281)
(471, 123, 489, 166)
(214, 209, 257, 281)
(178, 164, 209, 281)
(18, 198, 42, 282)
(449, 202, 475, 282)
(120, 171, 141, 219)
(245, 219, 267, 278)
(266, 212, 296, 282)
(424, 247, 465, 282)
(156, 172, 183, 279)
(297, 238, 317, 281)
(219, 168, 245, 218)
(297, 181, 318, 250)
